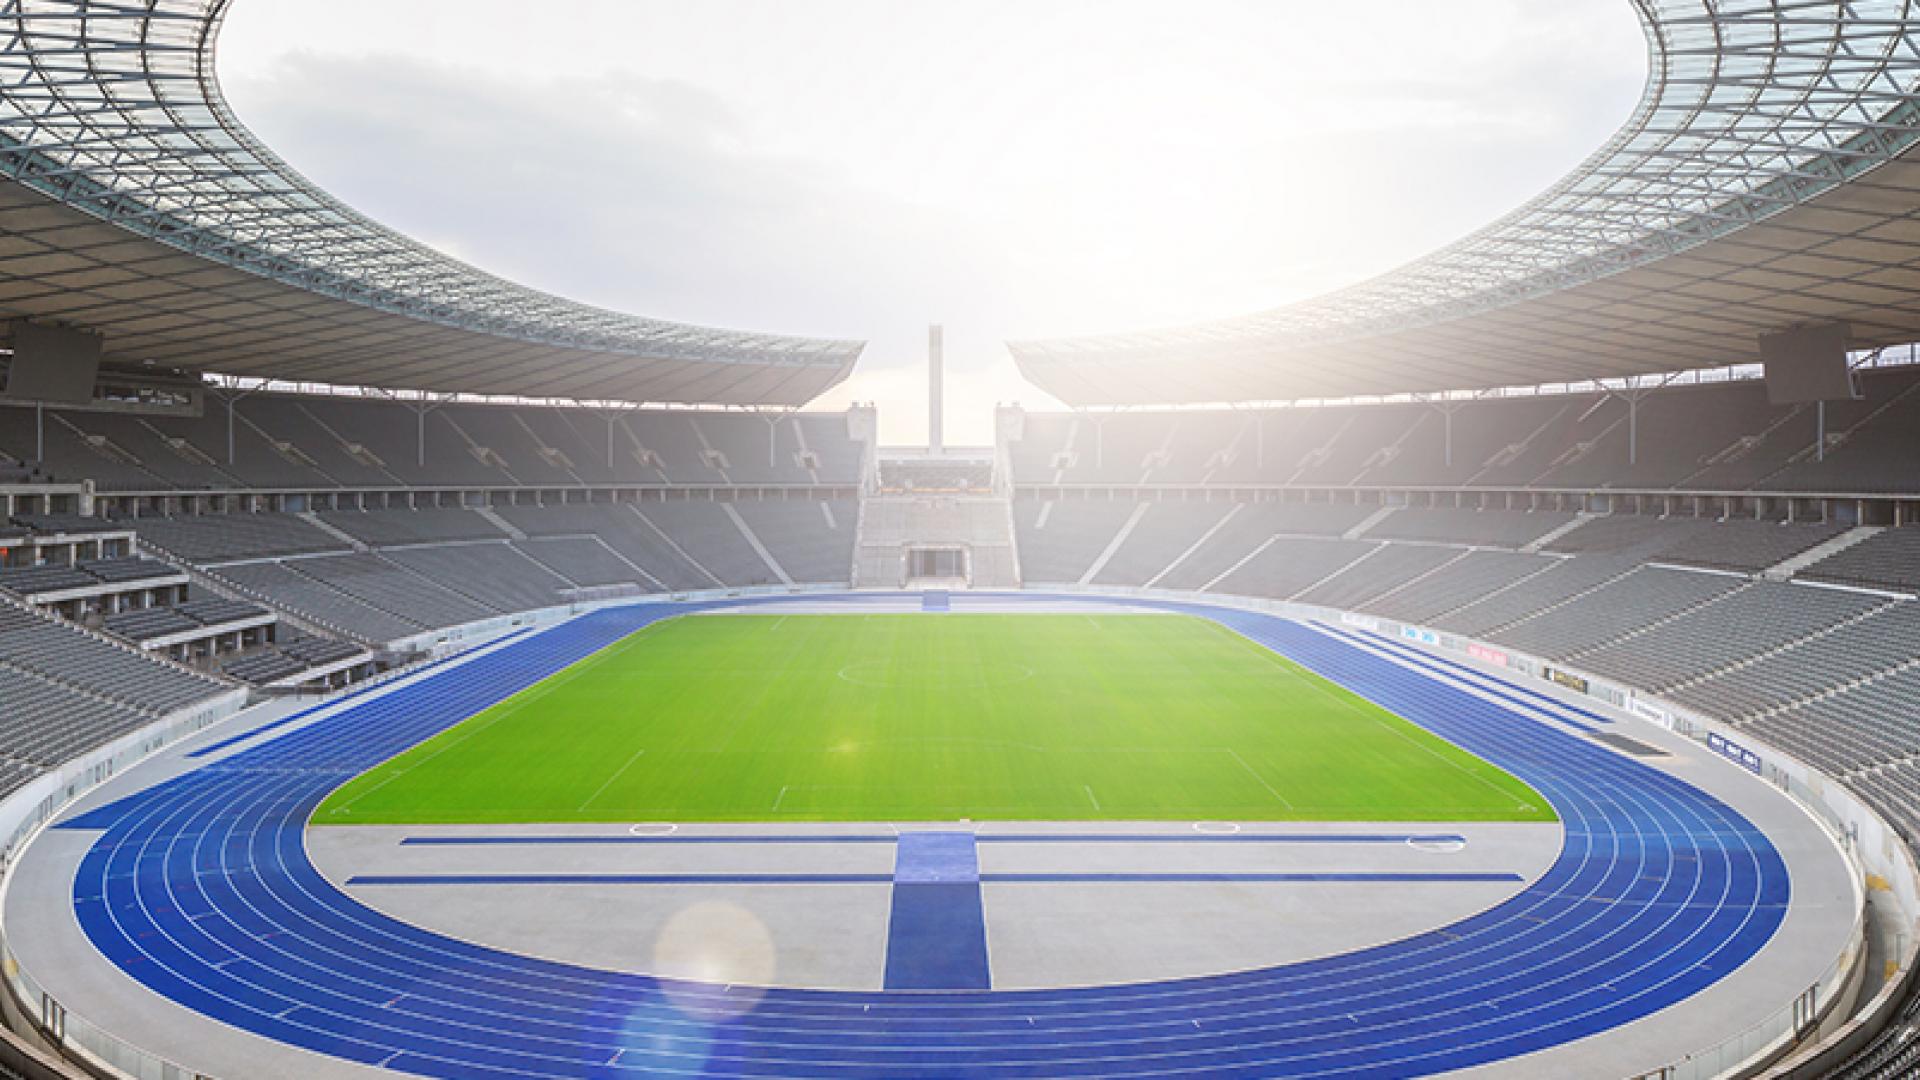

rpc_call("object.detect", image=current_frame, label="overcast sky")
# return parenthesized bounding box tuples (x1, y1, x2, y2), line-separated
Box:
(217, 1, 1647, 444)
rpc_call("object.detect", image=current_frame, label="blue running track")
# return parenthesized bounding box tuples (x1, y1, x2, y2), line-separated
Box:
(58, 595, 1790, 1077)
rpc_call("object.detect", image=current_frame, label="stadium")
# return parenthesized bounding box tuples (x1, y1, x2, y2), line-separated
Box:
(0, 0, 1916, 1077)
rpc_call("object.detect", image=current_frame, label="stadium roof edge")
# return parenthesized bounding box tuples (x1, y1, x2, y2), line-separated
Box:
(1010, 0, 1920, 407)
(0, 0, 862, 407)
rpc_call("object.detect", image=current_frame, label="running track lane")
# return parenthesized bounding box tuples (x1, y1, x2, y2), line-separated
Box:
(55, 596, 1791, 1077)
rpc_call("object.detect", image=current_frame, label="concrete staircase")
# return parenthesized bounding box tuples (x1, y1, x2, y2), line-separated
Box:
(1764, 525, 1882, 581)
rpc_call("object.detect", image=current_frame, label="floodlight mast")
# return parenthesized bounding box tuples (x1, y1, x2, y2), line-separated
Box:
(929, 325, 945, 454)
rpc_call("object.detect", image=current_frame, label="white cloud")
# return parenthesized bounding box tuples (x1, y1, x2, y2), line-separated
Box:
(218, 0, 1646, 443)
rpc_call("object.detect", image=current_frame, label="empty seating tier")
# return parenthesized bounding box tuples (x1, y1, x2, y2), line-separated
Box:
(104, 608, 200, 642)
(1366, 509, 1575, 549)
(0, 397, 867, 491)
(0, 604, 224, 715)
(1572, 583, 1884, 692)
(1654, 520, 1847, 573)
(129, 514, 346, 563)
(1488, 566, 1746, 660)
(1800, 527, 1920, 594)
(317, 508, 506, 546)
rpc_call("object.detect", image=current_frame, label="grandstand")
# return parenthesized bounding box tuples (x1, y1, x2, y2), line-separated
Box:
(1, 1, 1919, 1079)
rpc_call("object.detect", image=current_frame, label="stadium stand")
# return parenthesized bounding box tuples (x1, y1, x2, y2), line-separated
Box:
(283, 554, 499, 629)
(515, 537, 643, 588)
(221, 649, 307, 685)
(731, 497, 857, 584)
(0, 599, 224, 717)
(1540, 514, 1718, 557)
(852, 495, 1019, 588)
(636, 501, 785, 587)
(1359, 550, 1560, 624)
(1362, 508, 1576, 548)
(1012, 498, 1138, 583)
(1485, 565, 1748, 659)
(102, 606, 200, 642)
(78, 557, 178, 584)
(1653, 519, 1849, 573)
(7, 513, 127, 537)
(1800, 526, 1920, 593)
(176, 597, 271, 625)
(1664, 601, 1920, 721)
(210, 561, 428, 644)
(1003, 365, 1920, 493)
(1148, 502, 1375, 590)
(317, 508, 507, 545)
(1569, 582, 1885, 691)
(128, 512, 347, 562)
(1207, 538, 1380, 600)
(1090, 501, 1236, 587)
(1294, 544, 1468, 610)
(0, 397, 869, 494)
(0, 663, 150, 769)
(379, 544, 573, 612)
(495, 503, 716, 591)
(0, 564, 96, 595)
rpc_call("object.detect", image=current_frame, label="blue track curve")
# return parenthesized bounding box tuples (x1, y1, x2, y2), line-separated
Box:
(57, 596, 1790, 1077)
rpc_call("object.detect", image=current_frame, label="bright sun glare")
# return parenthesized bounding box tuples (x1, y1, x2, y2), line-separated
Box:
(215, 0, 1645, 441)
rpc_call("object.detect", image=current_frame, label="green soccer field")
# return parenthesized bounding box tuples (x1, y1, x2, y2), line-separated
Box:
(315, 614, 1554, 825)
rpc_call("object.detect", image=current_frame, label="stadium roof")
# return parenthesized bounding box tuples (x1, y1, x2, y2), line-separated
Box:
(1011, 0, 1920, 407)
(0, 0, 861, 406)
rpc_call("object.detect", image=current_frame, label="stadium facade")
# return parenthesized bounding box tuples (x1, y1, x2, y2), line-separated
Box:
(0, 2, 1918, 1079)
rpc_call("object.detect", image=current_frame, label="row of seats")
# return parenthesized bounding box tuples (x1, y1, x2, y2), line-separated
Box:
(138, 500, 857, 644)
(0, 663, 150, 769)
(1012, 499, 1920, 596)
(0, 603, 225, 719)
(0, 556, 180, 596)
(1007, 364, 1920, 493)
(102, 594, 272, 643)
(0, 396, 866, 492)
(131, 513, 344, 563)
(1803, 527, 1920, 592)
(1665, 602, 1920, 720)
(222, 636, 365, 686)
(1567, 584, 1884, 691)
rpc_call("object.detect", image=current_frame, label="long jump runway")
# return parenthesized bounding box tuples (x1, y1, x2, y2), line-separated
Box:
(30, 595, 1826, 1076)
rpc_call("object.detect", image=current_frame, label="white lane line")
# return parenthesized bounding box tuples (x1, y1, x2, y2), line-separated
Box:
(577, 748, 647, 811)
(1226, 748, 1295, 808)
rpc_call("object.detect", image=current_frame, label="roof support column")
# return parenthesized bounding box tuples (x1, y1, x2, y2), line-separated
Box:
(401, 394, 453, 469)
(591, 407, 634, 472)
(210, 379, 269, 466)
(1608, 386, 1650, 468)
(1431, 401, 1465, 470)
